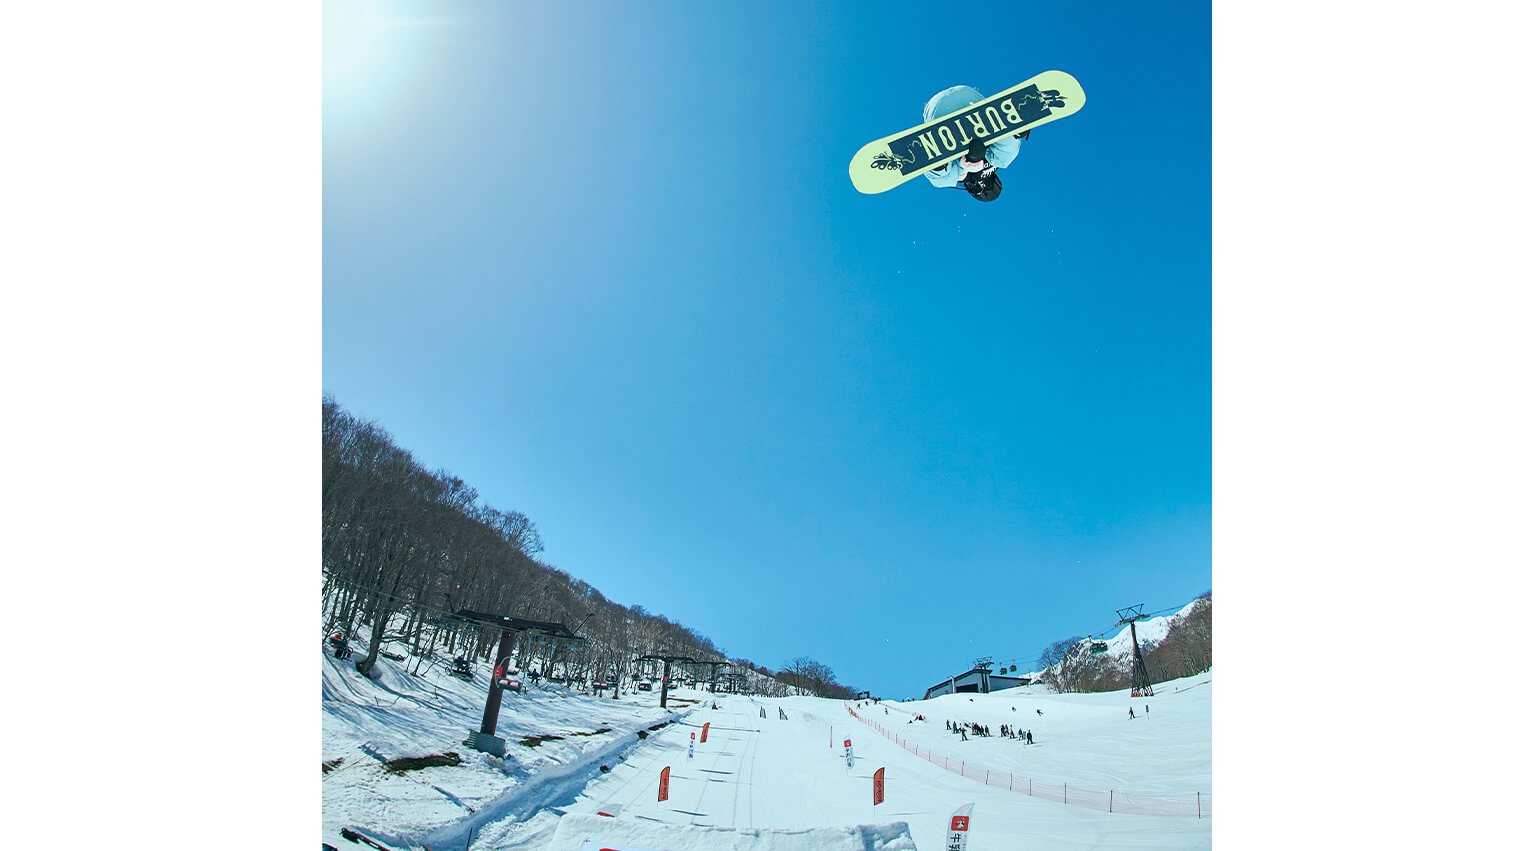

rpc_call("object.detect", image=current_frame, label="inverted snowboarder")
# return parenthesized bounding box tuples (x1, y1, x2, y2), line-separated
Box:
(847, 70, 1084, 196)
(919, 85, 1023, 202)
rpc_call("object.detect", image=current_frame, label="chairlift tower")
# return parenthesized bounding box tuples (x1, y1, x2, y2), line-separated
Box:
(688, 659, 733, 694)
(453, 609, 588, 755)
(634, 654, 697, 709)
(1114, 604, 1156, 697)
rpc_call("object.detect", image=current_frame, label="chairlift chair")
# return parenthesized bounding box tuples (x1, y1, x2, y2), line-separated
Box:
(450, 656, 475, 681)
(493, 659, 524, 692)
(327, 631, 350, 658)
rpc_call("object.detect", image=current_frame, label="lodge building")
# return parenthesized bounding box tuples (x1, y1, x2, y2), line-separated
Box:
(922, 664, 1028, 700)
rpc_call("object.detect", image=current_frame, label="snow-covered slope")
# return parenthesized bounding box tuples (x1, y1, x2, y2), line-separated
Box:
(324, 638, 1212, 850)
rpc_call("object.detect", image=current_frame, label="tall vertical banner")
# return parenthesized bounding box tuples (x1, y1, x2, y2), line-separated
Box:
(945, 803, 975, 851)
(658, 766, 670, 802)
(701, 722, 710, 743)
(843, 738, 854, 769)
(873, 767, 885, 805)
(688, 732, 695, 760)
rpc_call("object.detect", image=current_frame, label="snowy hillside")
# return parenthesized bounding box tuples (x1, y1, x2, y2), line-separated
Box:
(1030, 598, 1211, 691)
(324, 636, 1211, 850)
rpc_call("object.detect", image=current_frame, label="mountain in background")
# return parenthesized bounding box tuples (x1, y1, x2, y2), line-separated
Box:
(1033, 594, 1212, 693)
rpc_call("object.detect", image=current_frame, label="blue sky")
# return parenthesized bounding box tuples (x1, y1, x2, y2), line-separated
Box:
(9, 4, 1530, 843)
(324, 0, 1211, 698)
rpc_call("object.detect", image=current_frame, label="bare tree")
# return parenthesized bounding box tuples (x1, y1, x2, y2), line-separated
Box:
(321, 395, 832, 699)
(1036, 636, 1086, 671)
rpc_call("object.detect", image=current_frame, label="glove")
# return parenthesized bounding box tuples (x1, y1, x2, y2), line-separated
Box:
(961, 138, 988, 172)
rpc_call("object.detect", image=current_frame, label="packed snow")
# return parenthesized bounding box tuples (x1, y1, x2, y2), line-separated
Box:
(324, 642, 1211, 850)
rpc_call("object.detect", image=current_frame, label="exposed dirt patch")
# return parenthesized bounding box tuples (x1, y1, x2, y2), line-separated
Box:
(383, 752, 462, 773)
(519, 734, 565, 747)
(322, 758, 344, 774)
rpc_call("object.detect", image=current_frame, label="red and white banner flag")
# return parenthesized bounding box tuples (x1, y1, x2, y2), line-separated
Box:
(873, 767, 885, 805)
(658, 766, 670, 802)
(843, 738, 854, 769)
(945, 803, 975, 851)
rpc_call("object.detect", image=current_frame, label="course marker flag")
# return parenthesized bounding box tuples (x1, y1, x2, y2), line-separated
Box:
(946, 802, 975, 851)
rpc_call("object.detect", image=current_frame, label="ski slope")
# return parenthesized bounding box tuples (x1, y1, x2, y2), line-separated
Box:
(324, 649, 1211, 850)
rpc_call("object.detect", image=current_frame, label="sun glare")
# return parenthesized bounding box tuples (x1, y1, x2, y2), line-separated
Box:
(324, 0, 451, 118)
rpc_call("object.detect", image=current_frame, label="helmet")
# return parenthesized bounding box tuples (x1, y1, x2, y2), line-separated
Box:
(963, 169, 1002, 202)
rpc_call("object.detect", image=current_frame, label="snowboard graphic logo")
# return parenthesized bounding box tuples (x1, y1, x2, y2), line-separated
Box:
(883, 86, 1064, 176)
(848, 70, 1085, 194)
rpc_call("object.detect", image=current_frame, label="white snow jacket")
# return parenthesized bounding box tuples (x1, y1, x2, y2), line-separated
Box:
(921, 85, 1023, 188)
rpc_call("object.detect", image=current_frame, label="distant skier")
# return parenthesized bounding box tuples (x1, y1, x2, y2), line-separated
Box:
(1037, 709, 1043, 716)
(1128, 708, 1136, 720)
(920, 85, 1025, 203)
(1026, 730, 1033, 744)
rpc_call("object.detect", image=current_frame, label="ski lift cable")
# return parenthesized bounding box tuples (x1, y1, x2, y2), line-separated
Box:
(1080, 601, 1196, 642)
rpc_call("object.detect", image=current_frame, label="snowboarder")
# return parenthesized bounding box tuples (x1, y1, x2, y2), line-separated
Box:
(920, 85, 1025, 203)
(1037, 709, 1043, 716)
(1026, 730, 1033, 744)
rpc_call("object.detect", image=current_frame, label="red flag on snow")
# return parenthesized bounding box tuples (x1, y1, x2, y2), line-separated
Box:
(658, 766, 670, 802)
(873, 767, 885, 805)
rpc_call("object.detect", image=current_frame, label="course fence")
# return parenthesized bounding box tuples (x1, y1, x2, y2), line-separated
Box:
(844, 705, 1209, 818)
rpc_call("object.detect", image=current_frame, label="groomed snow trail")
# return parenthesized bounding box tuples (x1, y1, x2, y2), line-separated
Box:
(324, 647, 1211, 851)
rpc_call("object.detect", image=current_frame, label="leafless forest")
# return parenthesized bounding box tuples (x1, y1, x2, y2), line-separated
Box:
(322, 396, 854, 699)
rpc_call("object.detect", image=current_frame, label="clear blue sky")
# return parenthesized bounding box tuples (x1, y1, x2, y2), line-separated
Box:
(323, 0, 1211, 699)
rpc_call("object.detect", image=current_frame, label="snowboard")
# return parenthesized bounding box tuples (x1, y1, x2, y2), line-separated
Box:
(848, 70, 1085, 194)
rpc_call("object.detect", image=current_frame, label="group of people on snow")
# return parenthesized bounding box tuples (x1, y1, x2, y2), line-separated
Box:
(946, 719, 1033, 744)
